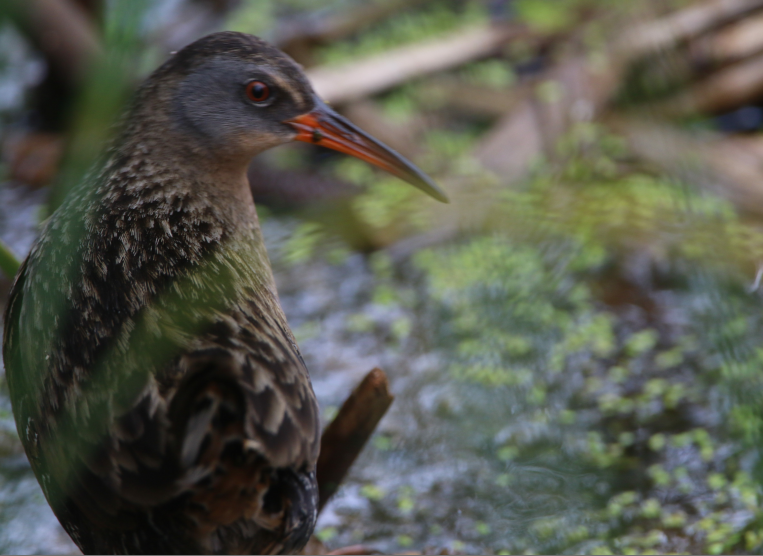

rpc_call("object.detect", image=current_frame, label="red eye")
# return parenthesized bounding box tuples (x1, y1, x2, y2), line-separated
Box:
(246, 81, 270, 102)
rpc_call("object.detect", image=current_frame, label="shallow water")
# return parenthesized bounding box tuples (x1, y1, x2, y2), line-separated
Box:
(263, 206, 763, 554)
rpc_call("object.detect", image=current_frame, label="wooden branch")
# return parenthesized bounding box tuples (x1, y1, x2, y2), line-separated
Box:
(307, 23, 523, 105)
(420, 78, 519, 119)
(316, 368, 394, 513)
(691, 10, 763, 67)
(475, 54, 618, 178)
(615, 0, 763, 61)
(25, 0, 102, 83)
(656, 52, 763, 116)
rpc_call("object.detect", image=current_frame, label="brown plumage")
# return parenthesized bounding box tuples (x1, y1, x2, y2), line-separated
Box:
(2, 32, 446, 555)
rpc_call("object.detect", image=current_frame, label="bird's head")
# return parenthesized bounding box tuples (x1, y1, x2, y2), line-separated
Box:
(143, 31, 448, 203)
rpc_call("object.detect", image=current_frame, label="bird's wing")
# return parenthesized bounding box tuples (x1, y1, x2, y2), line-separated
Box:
(41, 299, 319, 554)
(165, 331, 320, 554)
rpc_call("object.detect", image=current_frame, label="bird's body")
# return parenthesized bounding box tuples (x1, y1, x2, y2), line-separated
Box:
(3, 32, 445, 554)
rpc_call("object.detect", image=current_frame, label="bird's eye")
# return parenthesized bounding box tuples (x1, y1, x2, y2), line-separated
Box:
(246, 81, 270, 103)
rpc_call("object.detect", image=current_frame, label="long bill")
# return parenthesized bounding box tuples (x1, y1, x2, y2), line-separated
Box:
(284, 98, 449, 203)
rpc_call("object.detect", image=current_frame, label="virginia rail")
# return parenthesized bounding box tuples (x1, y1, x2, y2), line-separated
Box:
(2, 32, 446, 554)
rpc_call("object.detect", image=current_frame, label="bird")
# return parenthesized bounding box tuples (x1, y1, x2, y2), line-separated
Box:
(2, 31, 447, 555)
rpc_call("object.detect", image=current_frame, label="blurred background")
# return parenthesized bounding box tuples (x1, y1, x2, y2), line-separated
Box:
(4, 0, 763, 553)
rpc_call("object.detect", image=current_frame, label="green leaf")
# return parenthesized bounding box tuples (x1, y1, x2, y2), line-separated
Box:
(0, 239, 20, 279)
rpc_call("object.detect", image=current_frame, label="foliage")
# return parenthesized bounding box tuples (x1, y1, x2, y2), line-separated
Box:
(47, 0, 150, 213)
(0, 239, 20, 279)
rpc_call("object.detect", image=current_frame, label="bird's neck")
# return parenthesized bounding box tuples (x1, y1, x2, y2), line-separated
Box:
(112, 121, 257, 223)
(86, 127, 278, 297)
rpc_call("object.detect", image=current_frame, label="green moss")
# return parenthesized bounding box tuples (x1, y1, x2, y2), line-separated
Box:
(655, 347, 684, 369)
(281, 222, 324, 265)
(373, 435, 392, 452)
(708, 473, 727, 490)
(475, 521, 491, 536)
(346, 313, 375, 334)
(618, 432, 635, 447)
(450, 540, 466, 552)
(462, 60, 517, 89)
(360, 484, 385, 501)
(639, 498, 661, 519)
(515, 0, 577, 32)
(373, 284, 399, 306)
(647, 434, 666, 452)
(532, 517, 561, 539)
(301, 73, 763, 552)
(662, 511, 687, 528)
(379, 86, 420, 124)
(625, 330, 658, 357)
(316, 527, 338, 543)
(497, 446, 519, 462)
(352, 176, 425, 232)
(647, 465, 671, 487)
(396, 534, 414, 547)
(559, 410, 576, 425)
(663, 383, 686, 409)
(397, 489, 415, 515)
(566, 525, 589, 544)
(607, 491, 637, 518)
(390, 317, 412, 341)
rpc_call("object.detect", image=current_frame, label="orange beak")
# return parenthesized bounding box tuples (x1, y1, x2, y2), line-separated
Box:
(285, 98, 449, 203)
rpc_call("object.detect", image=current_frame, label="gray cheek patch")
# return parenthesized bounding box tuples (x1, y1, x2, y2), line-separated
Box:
(173, 60, 254, 146)
(171, 57, 315, 151)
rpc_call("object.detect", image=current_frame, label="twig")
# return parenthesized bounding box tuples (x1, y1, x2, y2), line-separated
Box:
(23, 0, 102, 83)
(475, 54, 618, 178)
(307, 23, 523, 105)
(691, 10, 763, 67)
(316, 368, 394, 513)
(615, 0, 763, 61)
(655, 51, 763, 116)
(420, 78, 520, 119)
